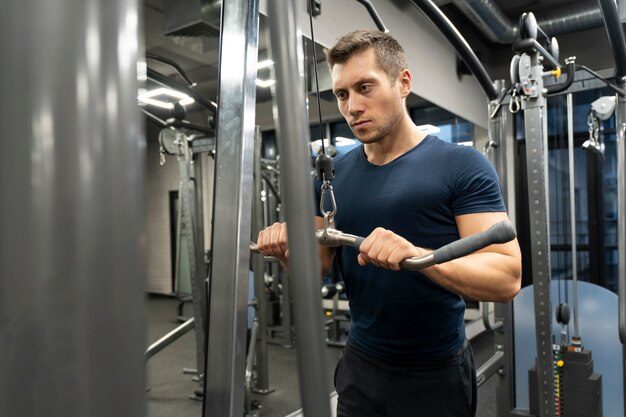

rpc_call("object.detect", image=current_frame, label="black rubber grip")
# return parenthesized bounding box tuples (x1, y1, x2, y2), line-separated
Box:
(353, 236, 365, 250)
(432, 221, 516, 264)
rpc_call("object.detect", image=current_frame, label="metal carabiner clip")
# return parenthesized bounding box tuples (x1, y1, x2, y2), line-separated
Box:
(320, 181, 337, 235)
(509, 89, 521, 114)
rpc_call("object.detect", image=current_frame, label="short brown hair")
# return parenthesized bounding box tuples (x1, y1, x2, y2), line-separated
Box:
(325, 30, 408, 81)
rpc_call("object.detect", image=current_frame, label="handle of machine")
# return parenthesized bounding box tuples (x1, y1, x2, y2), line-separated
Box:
(430, 221, 516, 265)
(352, 220, 516, 270)
(252, 221, 516, 271)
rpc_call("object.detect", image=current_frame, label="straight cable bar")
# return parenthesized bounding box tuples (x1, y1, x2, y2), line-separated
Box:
(253, 221, 516, 271)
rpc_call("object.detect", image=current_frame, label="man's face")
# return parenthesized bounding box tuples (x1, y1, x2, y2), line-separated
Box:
(331, 48, 406, 144)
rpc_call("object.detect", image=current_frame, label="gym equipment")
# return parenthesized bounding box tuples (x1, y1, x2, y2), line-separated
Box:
(249, 126, 274, 404)
(412, 0, 499, 101)
(252, 221, 516, 271)
(321, 279, 350, 347)
(505, 5, 626, 415)
(584, 96, 615, 155)
(145, 119, 213, 399)
(266, 0, 337, 415)
(509, 19, 579, 417)
(257, 159, 296, 348)
(1, 1, 145, 416)
(203, 0, 260, 416)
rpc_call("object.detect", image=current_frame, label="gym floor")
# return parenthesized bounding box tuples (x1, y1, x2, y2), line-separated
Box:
(146, 295, 498, 417)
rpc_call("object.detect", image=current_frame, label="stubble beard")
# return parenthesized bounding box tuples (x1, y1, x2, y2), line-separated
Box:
(353, 109, 403, 145)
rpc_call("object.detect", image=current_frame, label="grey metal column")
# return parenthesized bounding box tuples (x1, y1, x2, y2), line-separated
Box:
(488, 79, 509, 200)
(268, 0, 333, 416)
(522, 52, 555, 417)
(487, 80, 515, 416)
(494, 301, 515, 415)
(204, 0, 259, 415)
(616, 79, 626, 415)
(0, 1, 145, 417)
(567, 93, 580, 341)
(178, 134, 207, 380)
(252, 127, 271, 392)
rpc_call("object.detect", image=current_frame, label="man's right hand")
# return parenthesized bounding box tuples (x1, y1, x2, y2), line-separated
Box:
(256, 222, 289, 268)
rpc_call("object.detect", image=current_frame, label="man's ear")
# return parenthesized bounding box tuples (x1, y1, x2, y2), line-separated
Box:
(399, 69, 412, 98)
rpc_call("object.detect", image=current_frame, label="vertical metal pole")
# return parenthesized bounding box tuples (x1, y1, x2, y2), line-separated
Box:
(204, 0, 259, 415)
(488, 80, 509, 201)
(616, 80, 626, 416)
(0, 0, 145, 416)
(496, 80, 509, 201)
(178, 135, 207, 379)
(267, 0, 333, 416)
(494, 300, 515, 415)
(567, 93, 580, 340)
(253, 127, 271, 392)
(488, 80, 515, 416)
(280, 270, 295, 346)
(543, 102, 550, 224)
(522, 53, 555, 417)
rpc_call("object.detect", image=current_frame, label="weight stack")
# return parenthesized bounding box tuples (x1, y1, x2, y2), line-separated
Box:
(561, 349, 602, 417)
(528, 348, 602, 417)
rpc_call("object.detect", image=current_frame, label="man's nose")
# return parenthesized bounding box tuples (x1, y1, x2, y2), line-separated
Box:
(347, 95, 364, 116)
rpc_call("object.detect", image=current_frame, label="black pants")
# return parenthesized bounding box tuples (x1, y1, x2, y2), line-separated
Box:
(334, 340, 477, 417)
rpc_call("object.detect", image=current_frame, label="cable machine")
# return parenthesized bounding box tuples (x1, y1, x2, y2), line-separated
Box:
(142, 106, 214, 400)
(415, 1, 626, 416)
(505, 5, 625, 417)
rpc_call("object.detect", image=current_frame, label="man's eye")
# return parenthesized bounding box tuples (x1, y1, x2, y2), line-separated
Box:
(336, 92, 347, 100)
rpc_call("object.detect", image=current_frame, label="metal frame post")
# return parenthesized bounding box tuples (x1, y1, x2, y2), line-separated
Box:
(267, 0, 333, 415)
(204, 0, 259, 415)
(488, 79, 509, 204)
(252, 127, 271, 393)
(487, 79, 516, 416)
(521, 51, 556, 417)
(617, 79, 626, 416)
(495, 301, 515, 415)
(0, 0, 145, 416)
(178, 132, 207, 380)
(567, 93, 581, 341)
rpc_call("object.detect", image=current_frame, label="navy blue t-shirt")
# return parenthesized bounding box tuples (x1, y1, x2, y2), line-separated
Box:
(314, 135, 506, 363)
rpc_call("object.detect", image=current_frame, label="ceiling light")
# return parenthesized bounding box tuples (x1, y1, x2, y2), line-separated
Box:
(257, 59, 274, 70)
(256, 79, 276, 88)
(138, 87, 195, 109)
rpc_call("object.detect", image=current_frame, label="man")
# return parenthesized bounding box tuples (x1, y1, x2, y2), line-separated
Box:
(256, 30, 521, 417)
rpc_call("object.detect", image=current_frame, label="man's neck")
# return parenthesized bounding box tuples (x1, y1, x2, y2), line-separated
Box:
(363, 116, 427, 166)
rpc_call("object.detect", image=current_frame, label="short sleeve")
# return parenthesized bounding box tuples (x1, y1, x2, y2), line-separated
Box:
(451, 146, 506, 215)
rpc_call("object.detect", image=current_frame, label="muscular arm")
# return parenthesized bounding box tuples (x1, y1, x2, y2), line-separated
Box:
(357, 212, 521, 303)
(422, 212, 521, 302)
